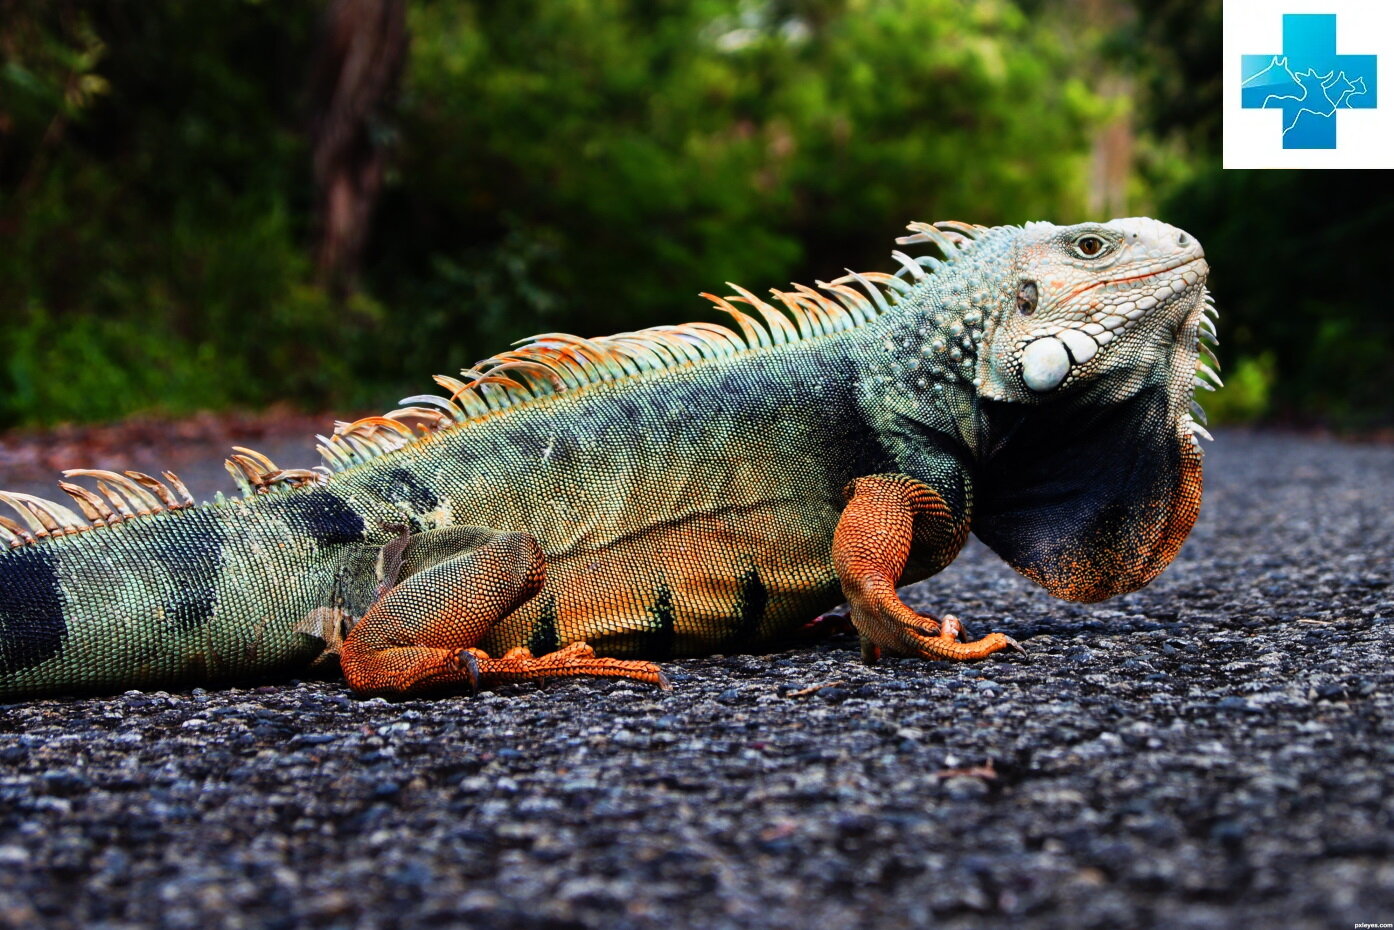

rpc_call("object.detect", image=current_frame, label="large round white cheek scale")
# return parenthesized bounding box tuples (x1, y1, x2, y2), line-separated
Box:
(1021, 337, 1071, 392)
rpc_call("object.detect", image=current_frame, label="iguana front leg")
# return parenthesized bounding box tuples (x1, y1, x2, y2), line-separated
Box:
(340, 527, 667, 696)
(833, 473, 1022, 663)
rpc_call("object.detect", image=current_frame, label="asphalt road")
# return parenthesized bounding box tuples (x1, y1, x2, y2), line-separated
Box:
(1, 429, 1391, 929)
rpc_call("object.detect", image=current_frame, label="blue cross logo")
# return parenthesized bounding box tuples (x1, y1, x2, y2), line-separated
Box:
(1241, 14, 1377, 149)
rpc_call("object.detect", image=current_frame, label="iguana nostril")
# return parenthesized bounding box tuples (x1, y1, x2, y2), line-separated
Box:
(1178, 232, 1189, 245)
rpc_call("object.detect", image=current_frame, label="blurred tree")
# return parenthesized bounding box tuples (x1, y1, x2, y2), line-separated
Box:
(0, 0, 109, 221)
(1116, 0, 1393, 428)
(308, 0, 407, 295)
(0, 0, 1123, 427)
(0, 1, 367, 426)
(1115, 0, 1222, 161)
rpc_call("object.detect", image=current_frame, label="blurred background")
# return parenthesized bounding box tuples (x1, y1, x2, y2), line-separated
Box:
(1, 0, 1390, 434)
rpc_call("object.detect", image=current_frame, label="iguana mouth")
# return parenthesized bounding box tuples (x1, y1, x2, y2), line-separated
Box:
(1107, 255, 1204, 285)
(1014, 257, 1209, 394)
(1058, 255, 1207, 305)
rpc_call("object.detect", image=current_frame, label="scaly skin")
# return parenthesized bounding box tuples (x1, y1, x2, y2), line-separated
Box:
(0, 218, 1217, 699)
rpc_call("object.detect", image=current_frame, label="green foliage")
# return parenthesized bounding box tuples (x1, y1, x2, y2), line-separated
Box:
(17, 0, 1384, 431)
(1108, 0, 1221, 160)
(2, 1, 1115, 427)
(1202, 352, 1273, 425)
(1106, 0, 1393, 428)
(362, 0, 1108, 390)
(1162, 169, 1394, 429)
(0, 2, 352, 426)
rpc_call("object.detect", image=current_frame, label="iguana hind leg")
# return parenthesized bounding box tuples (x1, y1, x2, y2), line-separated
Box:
(833, 474, 1023, 663)
(340, 528, 666, 696)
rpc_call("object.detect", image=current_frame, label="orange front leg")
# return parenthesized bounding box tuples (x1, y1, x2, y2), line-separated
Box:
(832, 473, 1022, 663)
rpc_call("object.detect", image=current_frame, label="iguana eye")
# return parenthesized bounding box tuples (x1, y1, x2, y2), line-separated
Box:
(1074, 235, 1107, 258)
(1016, 280, 1038, 315)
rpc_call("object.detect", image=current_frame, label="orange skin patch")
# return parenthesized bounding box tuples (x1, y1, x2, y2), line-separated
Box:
(340, 472, 1024, 697)
(340, 530, 669, 695)
(479, 497, 845, 657)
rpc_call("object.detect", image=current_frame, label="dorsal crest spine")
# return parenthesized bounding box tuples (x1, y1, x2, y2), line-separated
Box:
(318, 220, 987, 473)
(0, 221, 987, 549)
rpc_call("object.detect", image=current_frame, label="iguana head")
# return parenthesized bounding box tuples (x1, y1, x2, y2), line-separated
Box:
(964, 218, 1216, 603)
(975, 217, 1210, 403)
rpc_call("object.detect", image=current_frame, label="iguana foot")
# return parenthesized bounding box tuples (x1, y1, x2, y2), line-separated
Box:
(346, 642, 485, 696)
(833, 474, 1022, 665)
(858, 611, 1022, 664)
(467, 643, 671, 690)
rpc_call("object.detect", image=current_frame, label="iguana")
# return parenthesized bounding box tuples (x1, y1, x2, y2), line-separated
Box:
(0, 218, 1218, 700)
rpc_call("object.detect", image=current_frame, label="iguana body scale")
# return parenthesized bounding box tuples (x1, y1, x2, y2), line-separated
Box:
(0, 218, 1216, 698)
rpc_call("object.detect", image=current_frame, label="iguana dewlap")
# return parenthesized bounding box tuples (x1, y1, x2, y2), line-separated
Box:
(0, 219, 1218, 698)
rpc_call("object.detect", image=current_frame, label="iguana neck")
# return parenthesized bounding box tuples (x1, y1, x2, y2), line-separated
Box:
(848, 271, 996, 466)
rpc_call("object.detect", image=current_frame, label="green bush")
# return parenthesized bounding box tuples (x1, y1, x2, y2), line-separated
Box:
(1201, 352, 1273, 425)
(0, 2, 347, 426)
(33, 3, 1379, 429)
(371, 0, 1107, 393)
(1162, 168, 1394, 429)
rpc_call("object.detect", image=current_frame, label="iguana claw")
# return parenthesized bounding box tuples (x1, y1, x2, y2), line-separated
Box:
(946, 616, 1026, 656)
(452, 648, 481, 692)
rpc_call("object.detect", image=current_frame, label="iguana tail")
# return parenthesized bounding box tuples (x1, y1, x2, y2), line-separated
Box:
(0, 467, 380, 699)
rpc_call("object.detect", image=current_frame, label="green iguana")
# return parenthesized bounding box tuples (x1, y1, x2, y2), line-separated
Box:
(0, 218, 1218, 699)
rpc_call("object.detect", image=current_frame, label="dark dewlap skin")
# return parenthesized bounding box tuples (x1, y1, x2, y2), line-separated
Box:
(0, 218, 1214, 698)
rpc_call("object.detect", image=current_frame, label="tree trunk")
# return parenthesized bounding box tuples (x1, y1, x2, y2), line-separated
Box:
(308, 0, 407, 297)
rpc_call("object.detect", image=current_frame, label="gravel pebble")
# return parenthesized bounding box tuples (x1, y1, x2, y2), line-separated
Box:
(1, 429, 1392, 928)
